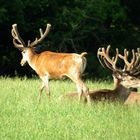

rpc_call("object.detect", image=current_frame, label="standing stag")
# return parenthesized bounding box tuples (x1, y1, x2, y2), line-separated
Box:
(62, 45, 140, 104)
(11, 23, 90, 103)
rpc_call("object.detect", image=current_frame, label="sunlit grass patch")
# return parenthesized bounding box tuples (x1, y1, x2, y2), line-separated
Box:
(0, 77, 140, 140)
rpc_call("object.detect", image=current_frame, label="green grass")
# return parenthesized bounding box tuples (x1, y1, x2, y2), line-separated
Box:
(0, 77, 140, 140)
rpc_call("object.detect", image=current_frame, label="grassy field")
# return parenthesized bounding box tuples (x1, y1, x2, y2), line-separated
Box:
(0, 77, 140, 140)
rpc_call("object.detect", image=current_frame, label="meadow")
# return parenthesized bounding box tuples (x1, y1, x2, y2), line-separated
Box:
(0, 77, 140, 140)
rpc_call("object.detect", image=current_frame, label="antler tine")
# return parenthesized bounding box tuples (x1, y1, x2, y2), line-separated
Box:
(11, 28, 23, 48)
(118, 47, 140, 76)
(104, 48, 121, 72)
(137, 48, 140, 54)
(11, 24, 26, 48)
(39, 28, 43, 36)
(97, 45, 121, 73)
(97, 45, 112, 64)
(102, 57, 115, 71)
(131, 49, 135, 64)
(97, 48, 106, 68)
(12, 39, 24, 50)
(119, 48, 136, 71)
(112, 48, 119, 70)
(29, 23, 51, 47)
(97, 47, 113, 71)
(129, 48, 140, 76)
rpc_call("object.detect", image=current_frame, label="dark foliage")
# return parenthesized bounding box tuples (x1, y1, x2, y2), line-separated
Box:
(0, 0, 140, 78)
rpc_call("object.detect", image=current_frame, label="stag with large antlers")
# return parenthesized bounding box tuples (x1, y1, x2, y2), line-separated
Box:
(61, 45, 140, 104)
(11, 23, 90, 103)
(97, 45, 140, 89)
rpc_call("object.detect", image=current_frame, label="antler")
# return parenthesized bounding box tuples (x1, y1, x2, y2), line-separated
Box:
(29, 24, 51, 47)
(98, 45, 140, 77)
(97, 45, 122, 74)
(11, 24, 26, 50)
(119, 48, 140, 76)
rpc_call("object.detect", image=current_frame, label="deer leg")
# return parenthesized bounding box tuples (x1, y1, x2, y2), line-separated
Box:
(76, 81, 90, 104)
(76, 83, 83, 102)
(82, 84, 91, 104)
(44, 77, 50, 97)
(69, 75, 90, 103)
(71, 77, 83, 101)
(38, 82, 45, 102)
(40, 75, 50, 97)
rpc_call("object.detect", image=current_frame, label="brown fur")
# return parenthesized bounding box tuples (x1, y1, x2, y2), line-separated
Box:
(62, 86, 140, 105)
(124, 92, 140, 105)
(28, 50, 86, 78)
(61, 89, 117, 102)
(62, 85, 130, 103)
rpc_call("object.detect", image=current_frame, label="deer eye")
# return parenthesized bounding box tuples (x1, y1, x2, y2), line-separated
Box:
(22, 50, 26, 54)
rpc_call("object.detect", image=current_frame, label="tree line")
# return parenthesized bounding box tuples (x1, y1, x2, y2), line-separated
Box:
(0, 0, 140, 78)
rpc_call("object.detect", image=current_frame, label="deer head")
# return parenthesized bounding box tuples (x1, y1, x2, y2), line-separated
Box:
(97, 45, 140, 88)
(11, 23, 51, 66)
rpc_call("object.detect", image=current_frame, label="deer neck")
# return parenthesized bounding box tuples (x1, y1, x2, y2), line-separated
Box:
(114, 84, 130, 101)
(26, 48, 38, 71)
(113, 76, 121, 89)
(113, 77, 130, 101)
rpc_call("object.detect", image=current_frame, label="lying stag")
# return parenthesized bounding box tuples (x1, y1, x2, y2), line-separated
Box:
(62, 45, 140, 104)
(11, 23, 90, 102)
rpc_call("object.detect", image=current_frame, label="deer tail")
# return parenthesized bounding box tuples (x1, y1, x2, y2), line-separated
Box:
(80, 52, 88, 57)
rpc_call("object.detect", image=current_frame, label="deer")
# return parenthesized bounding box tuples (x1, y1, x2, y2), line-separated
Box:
(11, 23, 90, 103)
(61, 45, 140, 104)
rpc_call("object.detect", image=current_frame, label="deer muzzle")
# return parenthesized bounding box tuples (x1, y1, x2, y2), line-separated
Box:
(20, 59, 26, 66)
